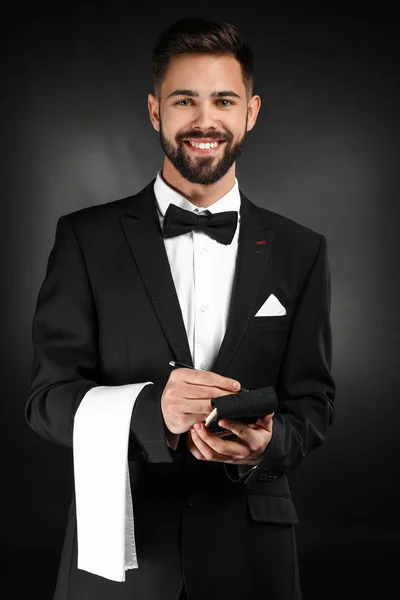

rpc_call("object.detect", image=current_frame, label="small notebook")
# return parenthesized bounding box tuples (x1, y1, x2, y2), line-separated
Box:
(205, 386, 278, 439)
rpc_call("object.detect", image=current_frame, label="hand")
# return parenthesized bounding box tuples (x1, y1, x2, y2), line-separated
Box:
(187, 413, 274, 466)
(161, 368, 241, 435)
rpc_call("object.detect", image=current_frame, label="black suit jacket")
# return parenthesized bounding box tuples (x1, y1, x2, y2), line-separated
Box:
(26, 179, 335, 600)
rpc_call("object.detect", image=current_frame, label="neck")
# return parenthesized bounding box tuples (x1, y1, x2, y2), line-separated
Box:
(161, 159, 236, 208)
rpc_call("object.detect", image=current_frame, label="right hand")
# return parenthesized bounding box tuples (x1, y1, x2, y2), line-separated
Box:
(161, 368, 241, 434)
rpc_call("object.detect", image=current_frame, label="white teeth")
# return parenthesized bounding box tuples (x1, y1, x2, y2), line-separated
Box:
(189, 140, 219, 149)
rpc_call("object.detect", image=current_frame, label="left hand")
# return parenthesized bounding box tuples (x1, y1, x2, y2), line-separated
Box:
(187, 413, 274, 466)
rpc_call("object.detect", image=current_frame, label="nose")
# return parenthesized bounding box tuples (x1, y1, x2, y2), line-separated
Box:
(191, 103, 220, 131)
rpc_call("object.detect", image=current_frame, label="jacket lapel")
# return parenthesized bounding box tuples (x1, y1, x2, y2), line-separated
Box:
(212, 196, 276, 375)
(119, 179, 276, 376)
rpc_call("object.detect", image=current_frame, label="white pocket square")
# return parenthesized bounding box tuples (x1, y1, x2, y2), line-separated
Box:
(255, 293, 286, 317)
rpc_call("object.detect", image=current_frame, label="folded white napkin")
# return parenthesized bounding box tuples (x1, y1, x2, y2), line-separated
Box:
(255, 293, 286, 316)
(73, 381, 152, 582)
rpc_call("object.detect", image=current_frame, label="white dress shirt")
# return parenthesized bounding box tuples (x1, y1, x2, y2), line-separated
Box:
(72, 170, 242, 582)
(154, 169, 241, 370)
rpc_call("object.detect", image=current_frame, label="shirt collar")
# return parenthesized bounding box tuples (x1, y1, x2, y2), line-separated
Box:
(154, 169, 241, 217)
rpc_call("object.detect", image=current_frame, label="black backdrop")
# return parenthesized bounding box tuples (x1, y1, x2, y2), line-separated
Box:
(2, 4, 399, 599)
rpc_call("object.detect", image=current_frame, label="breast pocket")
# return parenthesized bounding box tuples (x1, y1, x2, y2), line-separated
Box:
(250, 315, 290, 330)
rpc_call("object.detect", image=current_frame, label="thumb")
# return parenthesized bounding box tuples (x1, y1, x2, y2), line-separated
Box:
(256, 412, 274, 429)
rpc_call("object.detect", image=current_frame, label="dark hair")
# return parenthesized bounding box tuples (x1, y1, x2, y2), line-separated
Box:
(152, 18, 254, 99)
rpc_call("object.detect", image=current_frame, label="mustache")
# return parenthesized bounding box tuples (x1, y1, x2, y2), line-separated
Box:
(177, 131, 233, 142)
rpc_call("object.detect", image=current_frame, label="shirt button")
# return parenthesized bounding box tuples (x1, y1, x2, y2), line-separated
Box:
(200, 304, 209, 312)
(200, 362, 208, 370)
(200, 247, 208, 255)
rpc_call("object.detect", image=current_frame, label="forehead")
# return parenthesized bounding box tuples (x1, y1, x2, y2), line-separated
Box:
(161, 53, 245, 96)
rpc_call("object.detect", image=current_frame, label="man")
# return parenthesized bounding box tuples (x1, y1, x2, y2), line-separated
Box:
(26, 17, 335, 600)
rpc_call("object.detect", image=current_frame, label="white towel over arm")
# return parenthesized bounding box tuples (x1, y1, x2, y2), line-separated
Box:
(73, 381, 153, 582)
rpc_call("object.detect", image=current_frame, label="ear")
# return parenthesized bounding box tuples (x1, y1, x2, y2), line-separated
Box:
(148, 93, 160, 132)
(246, 94, 261, 132)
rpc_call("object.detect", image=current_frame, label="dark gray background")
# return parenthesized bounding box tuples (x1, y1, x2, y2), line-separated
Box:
(2, 4, 399, 599)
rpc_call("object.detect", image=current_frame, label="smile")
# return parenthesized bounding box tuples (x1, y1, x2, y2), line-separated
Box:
(183, 140, 225, 154)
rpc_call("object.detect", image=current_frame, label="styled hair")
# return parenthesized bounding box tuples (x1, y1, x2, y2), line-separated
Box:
(151, 18, 254, 98)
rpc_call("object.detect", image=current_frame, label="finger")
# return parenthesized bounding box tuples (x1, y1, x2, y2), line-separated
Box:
(181, 385, 239, 412)
(186, 430, 207, 461)
(178, 391, 238, 419)
(218, 419, 249, 438)
(218, 419, 266, 454)
(181, 399, 214, 415)
(192, 422, 245, 461)
(181, 390, 239, 420)
(190, 427, 221, 461)
(191, 386, 241, 399)
(256, 413, 274, 431)
(190, 424, 237, 461)
(176, 368, 240, 394)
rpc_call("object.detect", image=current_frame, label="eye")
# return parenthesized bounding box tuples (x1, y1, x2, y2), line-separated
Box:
(174, 99, 234, 107)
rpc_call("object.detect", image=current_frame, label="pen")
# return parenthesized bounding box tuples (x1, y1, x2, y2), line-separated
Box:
(169, 360, 249, 429)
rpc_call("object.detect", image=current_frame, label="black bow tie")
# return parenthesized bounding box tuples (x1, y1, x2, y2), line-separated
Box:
(162, 204, 238, 245)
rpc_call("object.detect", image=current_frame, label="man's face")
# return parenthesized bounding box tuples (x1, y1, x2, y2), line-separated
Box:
(150, 54, 257, 186)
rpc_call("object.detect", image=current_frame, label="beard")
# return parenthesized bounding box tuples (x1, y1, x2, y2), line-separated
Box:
(158, 116, 248, 186)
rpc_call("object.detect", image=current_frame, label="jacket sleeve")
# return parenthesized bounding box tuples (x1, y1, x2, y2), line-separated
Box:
(224, 233, 336, 484)
(25, 215, 176, 463)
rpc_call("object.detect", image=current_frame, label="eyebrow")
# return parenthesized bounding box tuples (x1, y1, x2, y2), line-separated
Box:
(167, 89, 241, 99)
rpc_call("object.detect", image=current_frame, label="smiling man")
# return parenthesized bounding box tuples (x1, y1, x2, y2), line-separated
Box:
(150, 51, 258, 194)
(26, 17, 335, 600)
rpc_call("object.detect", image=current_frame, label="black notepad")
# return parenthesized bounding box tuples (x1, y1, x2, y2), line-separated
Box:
(205, 386, 278, 439)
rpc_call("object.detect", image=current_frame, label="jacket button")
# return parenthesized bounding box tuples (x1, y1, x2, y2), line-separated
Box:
(187, 495, 197, 507)
(257, 473, 277, 482)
